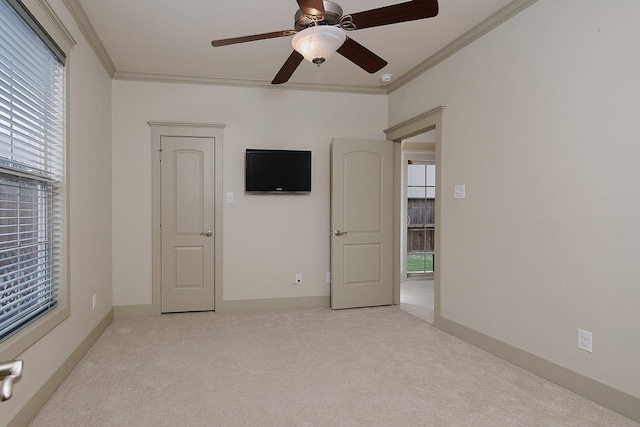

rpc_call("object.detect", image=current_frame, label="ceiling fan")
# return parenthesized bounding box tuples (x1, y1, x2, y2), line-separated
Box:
(211, 0, 439, 85)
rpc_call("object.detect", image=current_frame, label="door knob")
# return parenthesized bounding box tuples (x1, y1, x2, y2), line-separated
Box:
(0, 359, 22, 402)
(332, 230, 348, 236)
(200, 230, 213, 237)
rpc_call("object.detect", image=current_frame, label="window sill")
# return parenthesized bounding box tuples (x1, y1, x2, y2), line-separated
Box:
(0, 303, 70, 361)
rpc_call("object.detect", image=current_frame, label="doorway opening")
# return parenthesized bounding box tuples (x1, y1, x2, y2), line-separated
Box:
(385, 106, 444, 325)
(150, 122, 225, 316)
(400, 136, 435, 323)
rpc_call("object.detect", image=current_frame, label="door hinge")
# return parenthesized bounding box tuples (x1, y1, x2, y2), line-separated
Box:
(158, 148, 163, 161)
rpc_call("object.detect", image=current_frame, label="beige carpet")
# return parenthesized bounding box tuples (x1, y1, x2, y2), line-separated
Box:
(30, 307, 637, 426)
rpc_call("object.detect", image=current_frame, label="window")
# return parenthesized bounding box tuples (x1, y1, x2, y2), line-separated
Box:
(0, 0, 65, 344)
(407, 162, 435, 274)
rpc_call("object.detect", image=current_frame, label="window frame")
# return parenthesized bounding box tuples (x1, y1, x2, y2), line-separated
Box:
(0, 0, 72, 362)
(404, 156, 436, 278)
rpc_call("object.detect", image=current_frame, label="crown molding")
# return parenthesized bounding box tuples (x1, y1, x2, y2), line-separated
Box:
(59, 0, 537, 95)
(61, 0, 116, 77)
(34, 0, 76, 49)
(113, 71, 388, 95)
(147, 122, 227, 130)
(388, 0, 540, 94)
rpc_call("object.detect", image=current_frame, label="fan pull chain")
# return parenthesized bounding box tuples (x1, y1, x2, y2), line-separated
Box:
(316, 64, 326, 136)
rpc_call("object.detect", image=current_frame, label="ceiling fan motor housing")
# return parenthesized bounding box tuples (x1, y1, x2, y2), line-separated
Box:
(294, 1, 344, 31)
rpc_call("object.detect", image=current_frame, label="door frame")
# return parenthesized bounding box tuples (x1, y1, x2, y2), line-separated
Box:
(384, 106, 444, 325)
(150, 122, 225, 315)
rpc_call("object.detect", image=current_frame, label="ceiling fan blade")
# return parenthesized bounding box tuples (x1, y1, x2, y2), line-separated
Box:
(272, 51, 304, 84)
(212, 30, 295, 47)
(337, 38, 388, 73)
(349, 0, 439, 30)
(297, 0, 325, 16)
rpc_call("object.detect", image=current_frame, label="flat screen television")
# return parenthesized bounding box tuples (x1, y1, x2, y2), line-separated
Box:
(245, 149, 311, 193)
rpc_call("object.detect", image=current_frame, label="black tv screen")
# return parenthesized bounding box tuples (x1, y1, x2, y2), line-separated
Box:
(245, 149, 311, 193)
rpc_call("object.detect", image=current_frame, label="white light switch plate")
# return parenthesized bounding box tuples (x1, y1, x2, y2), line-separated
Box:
(226, 192, 234, 203)
(454, 185, 466, 199)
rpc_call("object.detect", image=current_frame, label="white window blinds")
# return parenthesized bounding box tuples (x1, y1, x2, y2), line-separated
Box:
(0, 0, 65, 341)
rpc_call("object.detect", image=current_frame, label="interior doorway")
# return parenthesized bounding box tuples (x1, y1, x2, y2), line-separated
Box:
(150, 122, 225, 316)
(160, 136, 215, 313)
(399, 135, 436, 323)
(385, 106, 444, 325)
(330, 138, 395, 310)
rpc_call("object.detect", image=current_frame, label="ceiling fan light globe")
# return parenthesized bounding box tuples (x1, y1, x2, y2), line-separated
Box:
(292, 26, 346, 65)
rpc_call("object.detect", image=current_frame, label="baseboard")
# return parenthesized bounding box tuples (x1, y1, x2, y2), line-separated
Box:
(114, 303, 159, 318)
(7, 309, 114, 427)
(220, 296, 330, 312)
(114, 296, 331, 318)
(436, 316, 640, 423)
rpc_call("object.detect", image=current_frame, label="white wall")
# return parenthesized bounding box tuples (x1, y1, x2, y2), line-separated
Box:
(112, 82, 387, 305)
(389, 0, 640, 398)
(2, 0, 113, 424)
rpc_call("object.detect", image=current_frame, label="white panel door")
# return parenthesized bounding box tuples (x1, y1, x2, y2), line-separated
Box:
(331, 139, 394, 309)
(161, 136, 215, 312)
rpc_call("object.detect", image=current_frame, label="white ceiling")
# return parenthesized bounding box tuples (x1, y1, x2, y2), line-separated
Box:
(76, 0, 516, 90)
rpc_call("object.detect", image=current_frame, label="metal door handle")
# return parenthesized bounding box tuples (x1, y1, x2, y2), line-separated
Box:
(200, 230, 213, 237)
(332, 230, 347, 236)
(0, 359, 22, 402)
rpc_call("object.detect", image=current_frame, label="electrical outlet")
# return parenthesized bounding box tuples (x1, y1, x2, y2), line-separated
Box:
(578, 329, 592, 353)
(326, 272, 332, 284)
(92, 294, 97, 310)
(294, 274, 302, 284)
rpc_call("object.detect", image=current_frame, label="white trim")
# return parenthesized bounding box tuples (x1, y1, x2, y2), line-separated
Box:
(220, 296, 330, 312)
(17, 0, 75, 56)
(115, 71, 387, 95)
(147, 122, 227, 129)
(61, 0, 116, 76)
(114, 297, 330, 318)
(113, 304, 158, 319)
(385, 106, 445, 142)
(387, 0, 540, 93)
(33, 0, 76, 49)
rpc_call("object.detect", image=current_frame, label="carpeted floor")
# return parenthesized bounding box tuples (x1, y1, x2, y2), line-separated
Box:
(30, 306, 637, 426)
